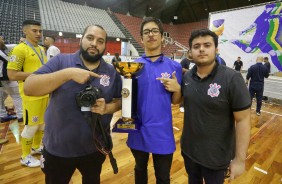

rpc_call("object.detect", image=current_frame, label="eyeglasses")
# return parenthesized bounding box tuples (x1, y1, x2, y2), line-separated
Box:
(142, 28, 160, 36)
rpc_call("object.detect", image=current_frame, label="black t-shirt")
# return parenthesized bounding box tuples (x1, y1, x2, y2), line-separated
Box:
(112, 56, 121, 63)
(234, 60, 243, 71)
(180, 58, 191, 70)
(181, 62, 251, 170)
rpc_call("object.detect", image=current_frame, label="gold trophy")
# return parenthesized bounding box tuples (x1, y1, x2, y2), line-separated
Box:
(112, 62, 145, 133)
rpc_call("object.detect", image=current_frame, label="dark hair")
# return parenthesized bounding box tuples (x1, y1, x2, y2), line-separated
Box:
(264, 57, 268, 60)
(48, 36, 56, 42)
(188, 29, 218, 48)
(140, 17, 164, 36)
(22, 20, 41, 27)
(81, 25, 107, 42)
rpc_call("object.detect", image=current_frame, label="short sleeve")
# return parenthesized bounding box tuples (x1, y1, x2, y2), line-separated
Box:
(7, 46, 24, 71)
(34, 55, 61, 74)
(229, 72, 251, 111)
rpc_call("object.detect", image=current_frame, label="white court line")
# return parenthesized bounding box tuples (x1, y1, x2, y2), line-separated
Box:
(173, 126, 180, 131)
(260, 110, 282, 117)
(254, 166, 268, 174)
(251, 108, 282, 117)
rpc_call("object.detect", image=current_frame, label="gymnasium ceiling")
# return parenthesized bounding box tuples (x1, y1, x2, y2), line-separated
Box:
(62, 0, 276, 24)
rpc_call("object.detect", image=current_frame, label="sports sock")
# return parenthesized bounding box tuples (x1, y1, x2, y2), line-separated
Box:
(21, 137, 33, 158)
(32, 130, 44, 149)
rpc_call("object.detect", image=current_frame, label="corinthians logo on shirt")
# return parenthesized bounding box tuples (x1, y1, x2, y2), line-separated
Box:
(100, 75, 110, 87)
(207, 83, 221, 97)
(159, 72, 171, 83)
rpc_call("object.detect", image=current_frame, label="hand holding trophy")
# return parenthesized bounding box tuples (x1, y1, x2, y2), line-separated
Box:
(112, 61, 145, 133)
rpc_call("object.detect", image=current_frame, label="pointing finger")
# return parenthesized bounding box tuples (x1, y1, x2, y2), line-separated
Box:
(89, 72, 101, 78)
(156, 77, 170, 82)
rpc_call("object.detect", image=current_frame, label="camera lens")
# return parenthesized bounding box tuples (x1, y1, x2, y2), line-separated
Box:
(80, 93, 95, 107)
(76, 85, 101, 108)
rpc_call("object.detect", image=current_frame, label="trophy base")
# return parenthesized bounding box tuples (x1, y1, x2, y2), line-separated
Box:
(112, 118, 140, 133)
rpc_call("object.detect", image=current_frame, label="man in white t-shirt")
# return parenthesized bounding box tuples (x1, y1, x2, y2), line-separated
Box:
(44, 36, 60, 60)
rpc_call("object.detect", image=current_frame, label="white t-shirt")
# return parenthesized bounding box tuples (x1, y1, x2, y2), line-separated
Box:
(0, 44, 16, 78)
(47, 45, 60, 60)
(0, 44, 18, 86)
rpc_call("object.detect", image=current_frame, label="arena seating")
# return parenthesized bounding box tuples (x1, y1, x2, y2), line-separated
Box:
(38, 0, 125, 39)
(114, 13, 144, 49)
(0, 0, 41, 44)
(114, 13, 208, 57)
(163, 21, 208, 57)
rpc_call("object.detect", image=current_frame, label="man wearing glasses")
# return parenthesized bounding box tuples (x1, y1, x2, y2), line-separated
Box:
(126, 17, 182, 184)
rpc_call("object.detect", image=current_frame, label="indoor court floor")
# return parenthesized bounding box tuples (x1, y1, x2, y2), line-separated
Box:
(0, 100, 282, 184)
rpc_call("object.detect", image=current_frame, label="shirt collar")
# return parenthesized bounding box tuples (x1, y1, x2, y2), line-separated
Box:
(191, 60, 219, 80)
(141, 53, 164, 63)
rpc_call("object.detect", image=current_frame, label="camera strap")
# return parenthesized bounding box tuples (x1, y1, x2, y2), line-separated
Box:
(83, 112, 118, 174)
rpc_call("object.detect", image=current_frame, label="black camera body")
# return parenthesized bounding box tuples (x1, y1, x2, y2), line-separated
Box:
(76, 85, 101, 107)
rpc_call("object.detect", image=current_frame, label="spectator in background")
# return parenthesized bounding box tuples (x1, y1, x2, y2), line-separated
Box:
(7, 20, 49, 168)
(180, 52, 191, 73)
(106, 51, 111, 63)
(111, 52, 121, 64)
(246, 56, 269, 116)
(263, 56, 271, 74)
(179, 52, 192, 112)
(44, 36, 60, 60)
(0, 36, 22, 123)
(233, 56, 243, 72)
(170, 52, 174, 60)
(216, 53, 226, 66)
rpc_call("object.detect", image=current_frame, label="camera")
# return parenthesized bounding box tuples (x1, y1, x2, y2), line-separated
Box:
(76, 85, 101, 107)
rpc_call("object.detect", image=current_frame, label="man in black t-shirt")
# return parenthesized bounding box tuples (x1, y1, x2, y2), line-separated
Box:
(111, 52, 121, 64)
(233, 57, 243, 71)
(180, 29, 251, 183)
(179, 55, 192, 112)
(180, 57, 191, 73)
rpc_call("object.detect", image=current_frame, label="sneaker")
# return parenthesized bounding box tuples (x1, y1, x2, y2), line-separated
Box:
(179, 107, 184, 113)
(0, 115, 17, 123)
(256, 112, 261, 116)
(31, 146, 43, 155)
(20, 154, 40, 167)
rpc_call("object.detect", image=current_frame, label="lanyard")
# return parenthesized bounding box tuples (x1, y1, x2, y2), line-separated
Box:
(25, 41, 44, 65)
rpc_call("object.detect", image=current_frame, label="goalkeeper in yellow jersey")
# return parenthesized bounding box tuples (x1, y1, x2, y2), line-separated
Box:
(7, 20, 49, 167)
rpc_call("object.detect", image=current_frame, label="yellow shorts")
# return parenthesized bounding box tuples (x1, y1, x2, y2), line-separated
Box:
(23, 97, 49, 126)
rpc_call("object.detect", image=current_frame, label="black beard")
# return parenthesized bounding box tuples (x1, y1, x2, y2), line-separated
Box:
(80, 46, 105, 63)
